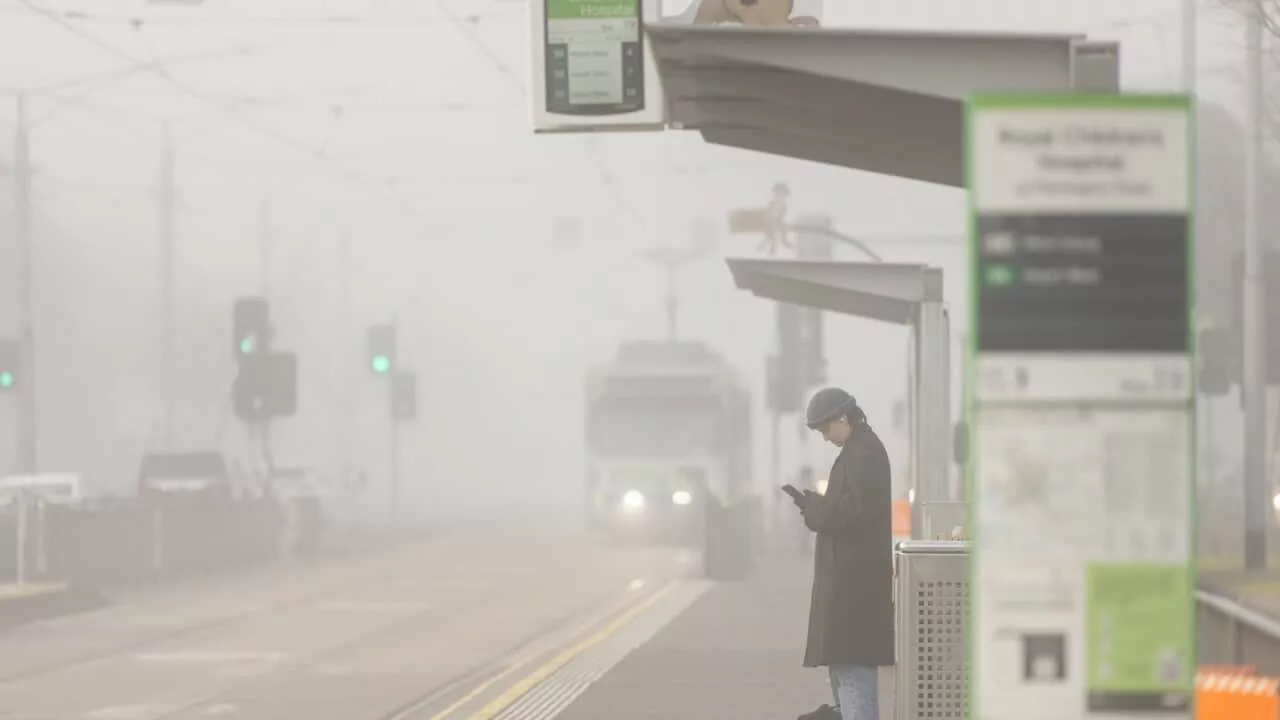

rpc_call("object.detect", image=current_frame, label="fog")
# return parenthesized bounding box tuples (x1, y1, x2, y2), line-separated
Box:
(0, 0, 1254, 524)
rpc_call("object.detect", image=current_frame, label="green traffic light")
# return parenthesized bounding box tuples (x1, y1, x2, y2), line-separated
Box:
(371, 355, 391, 374)
(239, 336, 257, 354)
(0, 371, 12, 389)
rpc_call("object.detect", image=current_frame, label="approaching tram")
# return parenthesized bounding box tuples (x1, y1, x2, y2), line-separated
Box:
(584, 341, 752, 545)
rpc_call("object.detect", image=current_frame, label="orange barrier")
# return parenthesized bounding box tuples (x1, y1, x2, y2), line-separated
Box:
(891, 499, 911, 539)
(1199, 666, 1255, 677)
(1196, 669, 1279, 719)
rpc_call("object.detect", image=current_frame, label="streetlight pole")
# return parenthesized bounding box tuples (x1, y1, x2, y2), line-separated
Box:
(14, 94, 37, 474)
(1242, 2, 1269, 572)
(3, 45, 262, 465)
(787, 220, 884, 263)
(159, 122, 176, 450)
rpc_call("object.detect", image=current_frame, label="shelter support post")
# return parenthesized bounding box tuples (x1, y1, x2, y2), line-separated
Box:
(912, 298, 953, 538)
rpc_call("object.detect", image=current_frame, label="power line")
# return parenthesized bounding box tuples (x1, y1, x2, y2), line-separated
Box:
(433, 0, 526, 92)
(421, 0, 654, 234)
(583, 136, 652, 234)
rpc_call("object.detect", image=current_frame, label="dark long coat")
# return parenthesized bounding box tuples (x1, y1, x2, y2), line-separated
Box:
(802, 423, 895, 668)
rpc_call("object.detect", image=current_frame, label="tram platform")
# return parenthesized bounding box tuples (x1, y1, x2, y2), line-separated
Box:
(554, 548, 895, 720)
(0, 582, 103, 630)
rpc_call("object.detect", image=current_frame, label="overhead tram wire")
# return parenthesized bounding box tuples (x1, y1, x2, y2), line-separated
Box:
(17, 0, 665, 235)
(428, 0, 659, 237)
(0, 4, 521, 27)
(15, 0, 440, 226)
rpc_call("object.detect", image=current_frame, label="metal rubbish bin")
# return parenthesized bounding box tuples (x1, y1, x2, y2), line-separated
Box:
(894, 540, 969, 720)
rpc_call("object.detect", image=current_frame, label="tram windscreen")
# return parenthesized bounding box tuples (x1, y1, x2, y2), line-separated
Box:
(588, 395, 722, 458)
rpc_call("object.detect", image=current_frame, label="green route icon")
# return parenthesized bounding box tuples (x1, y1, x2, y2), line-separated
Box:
(984, 264, 1017, 288)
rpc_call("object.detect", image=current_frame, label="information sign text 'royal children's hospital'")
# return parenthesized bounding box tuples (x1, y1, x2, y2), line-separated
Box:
(965, 93, 1194, 720)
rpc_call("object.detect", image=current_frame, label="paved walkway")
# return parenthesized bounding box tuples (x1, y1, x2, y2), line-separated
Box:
(556, 549, 895, 720)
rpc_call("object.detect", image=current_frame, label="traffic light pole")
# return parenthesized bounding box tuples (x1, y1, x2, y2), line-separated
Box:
(388, 316, 401, 531)
(257, 201, 275, 479)
(14, 95, 37, 474)
(765, 355, 781, 533)
(389, 415, 401, 531)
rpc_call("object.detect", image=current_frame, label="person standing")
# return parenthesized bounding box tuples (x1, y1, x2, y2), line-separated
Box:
(795, 387, 894, 720)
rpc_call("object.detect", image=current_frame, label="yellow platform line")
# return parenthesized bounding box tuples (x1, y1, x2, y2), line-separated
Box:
(465, 579, 677, 720)
(423, 579, 678, 720)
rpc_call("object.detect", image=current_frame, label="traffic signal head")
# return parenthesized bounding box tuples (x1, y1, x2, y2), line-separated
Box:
(233, 297, 271, 359)
(0, 339, 17, 392)
(367, 324, 396, 375)
(233, 352, 298, 422)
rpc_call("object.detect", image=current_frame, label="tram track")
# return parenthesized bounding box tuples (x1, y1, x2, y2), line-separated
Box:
(0, 533, 469, 687)
(0, 529, 693, 719)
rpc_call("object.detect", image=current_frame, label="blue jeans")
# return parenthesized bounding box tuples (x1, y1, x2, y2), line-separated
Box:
(829, 665, 879, 720)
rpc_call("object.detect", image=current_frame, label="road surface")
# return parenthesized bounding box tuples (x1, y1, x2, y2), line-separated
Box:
(0, 521, 698, 719)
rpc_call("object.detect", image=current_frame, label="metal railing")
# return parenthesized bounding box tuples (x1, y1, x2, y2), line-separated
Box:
(1196, 588, 1280, 675)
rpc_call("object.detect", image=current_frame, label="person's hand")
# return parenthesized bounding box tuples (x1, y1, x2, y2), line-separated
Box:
(798, 490, 821, 530)
(798, 489, 820, 513)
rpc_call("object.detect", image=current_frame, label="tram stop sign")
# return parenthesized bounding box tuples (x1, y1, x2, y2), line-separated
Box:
(965, 93, 1194, 720)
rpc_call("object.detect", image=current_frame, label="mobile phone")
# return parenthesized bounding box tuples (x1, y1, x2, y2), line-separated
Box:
(544, 0, 646, 116)
(781, 484, 805, 505)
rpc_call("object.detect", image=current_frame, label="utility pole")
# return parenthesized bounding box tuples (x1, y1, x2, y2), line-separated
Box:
(159, 123, 176, 450)
(15, 94, 37, 473)
(259, 199, 273, 298)
(662, 263, 678, 341)
(1183, 0, 1218, 526)
(642, 233, 705, 342)
(1182, 0, 1196, 95)
(1243, 6, 1269, 572)
(337, 231, 354, 504)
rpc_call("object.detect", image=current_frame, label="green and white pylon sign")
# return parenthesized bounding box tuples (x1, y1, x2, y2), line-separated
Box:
(965, 93, 1195, 720)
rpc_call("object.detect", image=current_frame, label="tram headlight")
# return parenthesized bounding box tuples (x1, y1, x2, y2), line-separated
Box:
(621, 489, 645, 512)
(672, 490, 693, 506)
